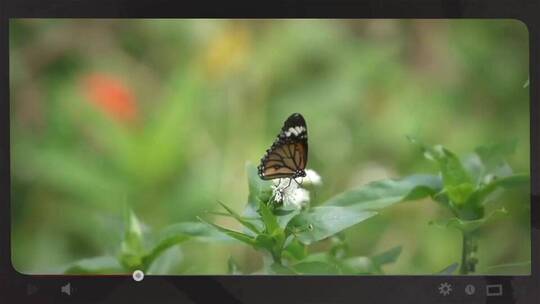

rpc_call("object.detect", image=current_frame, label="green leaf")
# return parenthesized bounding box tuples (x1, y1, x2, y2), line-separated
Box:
(197, 217, 257, 246)
(64, 256, 124, 274)
(275, 208, 302, 230)
(159, 222, 233, 242)
(217, 201, 261, 234)
(475, 141, 517, 174)
(246, 163, 272, 206)
(258, 200, 280, 234)
(329, 234, 349, 259)
(119, 209, 145, 270)
(429, 208, 508, 233)
(300, 251, 380, 275)
(283, 239, 308, 261)
(408, 138, 473, 204)
(438, 262, 459, 274)
(142, 231, 189, 271)
(146, 246, 182, 275)
(124, 210, 144, 251)
(484, 261, 531, 274)
(340, 256, 374, 274)
(446, 183, 476, 205)
(292, 261, 341, 275)
(206, 211, 260, 221)
(324, 174, 442, 209)
(289, 206, 377, 245)
(300, 252, 334, 264)
(241, 203, 266, 232)
(432, 191, 452, 209)
(469, 173, 530, 206)
(339, 246, 403, 274)
(254, 234, 275, 251)
(466, 141, 517, 185)
(371, 246, 402, 267)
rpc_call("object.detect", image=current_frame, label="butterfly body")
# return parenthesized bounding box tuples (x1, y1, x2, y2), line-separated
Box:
(258, 113, 308, 180)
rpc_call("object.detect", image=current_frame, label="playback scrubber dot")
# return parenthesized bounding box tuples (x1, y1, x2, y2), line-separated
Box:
(133, 270, 144, 282)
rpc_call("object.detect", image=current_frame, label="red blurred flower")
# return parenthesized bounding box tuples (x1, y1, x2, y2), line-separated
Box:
(83, 73, 138, 122)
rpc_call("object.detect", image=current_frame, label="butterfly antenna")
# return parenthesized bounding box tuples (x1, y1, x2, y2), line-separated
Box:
(283, 178, 293, 191)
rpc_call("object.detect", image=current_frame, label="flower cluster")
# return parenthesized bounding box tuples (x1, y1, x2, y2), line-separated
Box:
(271, 169, 322, 209)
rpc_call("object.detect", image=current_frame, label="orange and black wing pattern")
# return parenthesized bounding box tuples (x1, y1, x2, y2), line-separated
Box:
(258, 113, 308, 180)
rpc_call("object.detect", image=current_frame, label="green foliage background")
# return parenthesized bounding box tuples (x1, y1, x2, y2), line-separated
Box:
(10, 19, 530, 274)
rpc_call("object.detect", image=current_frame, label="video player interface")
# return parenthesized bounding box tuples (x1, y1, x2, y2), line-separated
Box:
(10, 19, 530, 275)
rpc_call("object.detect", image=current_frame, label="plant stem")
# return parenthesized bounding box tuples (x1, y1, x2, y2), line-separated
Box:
(271, 250, 282, 265)
(459, 231, 478, 274)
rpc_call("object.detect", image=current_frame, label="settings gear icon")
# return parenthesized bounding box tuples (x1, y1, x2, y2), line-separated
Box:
(438, 282, 453, 296)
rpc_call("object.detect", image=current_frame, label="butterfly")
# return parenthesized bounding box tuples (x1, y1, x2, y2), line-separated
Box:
(258, 113, 308, 183)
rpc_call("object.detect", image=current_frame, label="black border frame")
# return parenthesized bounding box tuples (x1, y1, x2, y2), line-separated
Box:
(1, 1, 539, 303)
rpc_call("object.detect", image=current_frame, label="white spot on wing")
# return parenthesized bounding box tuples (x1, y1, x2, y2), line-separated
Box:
(284, 126, 306, 138)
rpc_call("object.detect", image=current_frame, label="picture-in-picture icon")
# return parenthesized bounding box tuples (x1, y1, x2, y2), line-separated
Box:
(486, 284, 503, 296)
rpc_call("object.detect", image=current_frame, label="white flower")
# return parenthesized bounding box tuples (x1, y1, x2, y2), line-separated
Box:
(269, 169, 321, 209)
(302, 169, 322, 186)
(286, 188, 310, 209)
(271, 178, 310, 209)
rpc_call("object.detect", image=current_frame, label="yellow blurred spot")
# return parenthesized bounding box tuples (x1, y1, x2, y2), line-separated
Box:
(203, 25, 251, 79)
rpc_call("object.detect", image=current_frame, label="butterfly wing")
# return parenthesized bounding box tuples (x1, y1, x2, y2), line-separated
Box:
(258, 113, 308, 180)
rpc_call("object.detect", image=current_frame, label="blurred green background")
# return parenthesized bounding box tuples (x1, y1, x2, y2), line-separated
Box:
(10, 19, 530, 274)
